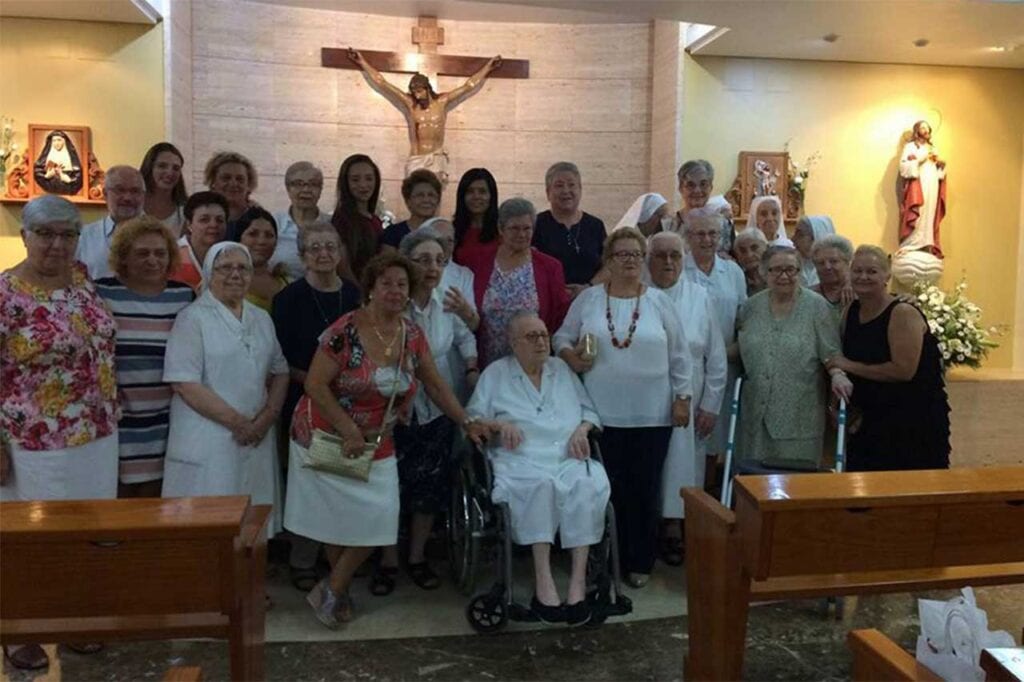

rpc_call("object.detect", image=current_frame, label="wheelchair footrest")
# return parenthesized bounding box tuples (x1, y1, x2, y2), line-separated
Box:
(507, 603, 538, 622)
(600, 594, 633, 617)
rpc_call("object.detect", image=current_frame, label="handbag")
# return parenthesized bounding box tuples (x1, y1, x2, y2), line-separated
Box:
(302, 321, 406, 481)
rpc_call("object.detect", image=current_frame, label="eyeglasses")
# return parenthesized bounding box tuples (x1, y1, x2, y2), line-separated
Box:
(30, 228, 80, 242)
(767, 265, 800, 277)
(306, 242, 339, 254)
(691, 230, 720, 241)
(288, 180, 322, 190)
(213, 264, 253, 275)
(521, 331, 550, 343)
(611, 250, 644, 262)
(652, 251, 683, 262)
(411, 255, 446, 267)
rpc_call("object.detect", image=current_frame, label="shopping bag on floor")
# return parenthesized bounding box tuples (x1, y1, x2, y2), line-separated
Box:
(915, 587, 1016, 681)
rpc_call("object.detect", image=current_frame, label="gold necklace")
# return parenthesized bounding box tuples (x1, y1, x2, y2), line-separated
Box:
(371, 313, 401, 358)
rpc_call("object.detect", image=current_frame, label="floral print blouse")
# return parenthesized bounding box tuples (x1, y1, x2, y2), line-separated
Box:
(290, 311, 428, 460)
(0, 264, 119, 451)
(480, 261, 538, 367)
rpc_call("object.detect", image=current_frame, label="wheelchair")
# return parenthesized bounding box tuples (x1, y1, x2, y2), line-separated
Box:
(446, 433, 633, 633)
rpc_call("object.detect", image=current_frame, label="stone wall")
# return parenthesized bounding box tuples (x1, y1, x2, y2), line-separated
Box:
(188, 0, 653, 226)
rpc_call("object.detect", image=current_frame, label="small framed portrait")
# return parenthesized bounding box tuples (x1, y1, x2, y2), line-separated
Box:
(733, 151, 789, 221)
(28, 124, 92, 201)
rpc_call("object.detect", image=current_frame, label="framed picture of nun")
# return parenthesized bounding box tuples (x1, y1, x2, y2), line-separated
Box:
(28, 125, 91, 201)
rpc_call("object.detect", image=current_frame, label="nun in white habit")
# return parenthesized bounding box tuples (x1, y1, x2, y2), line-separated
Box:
(467, 311, 609, 625)
(647, 233, 727, 523)
(162, 241, 289, 536)
(616, 192, 669, 237)
(747, 195, 787, 244)
(792, 215, 836, 287)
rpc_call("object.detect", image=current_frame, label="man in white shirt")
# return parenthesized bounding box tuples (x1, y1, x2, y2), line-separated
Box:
(271, 161, 332, 280)
(75, 166, 145, 280)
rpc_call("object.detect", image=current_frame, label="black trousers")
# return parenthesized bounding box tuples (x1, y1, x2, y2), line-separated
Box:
(598, 425, 673, 575)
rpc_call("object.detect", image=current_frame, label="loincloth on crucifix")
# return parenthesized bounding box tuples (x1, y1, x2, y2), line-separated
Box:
(405, 149, 450, 186)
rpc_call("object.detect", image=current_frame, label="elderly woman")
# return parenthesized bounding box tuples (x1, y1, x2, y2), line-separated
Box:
(646, 232, 727, 565)
(736, 245, 852, 471)
(452, 168, 500, 265)
(829, 246, 950, 471)
(284, 253, 488, 628)
(733, 228, 768, 296)
(810, 234, 855, 315)
(272, 161, 332, 280)
(470, 312, 608, 626)
(95, 216, 195, 497)
(669, 160, 735, 253)
(461, 198, 569, 367)
(171, 191, 229, 291)
(332, 154, 384, 282)
(531, 161, 608, 297)
(205, 151, 259, 227)
(140, 142, 188, 236)
(227, 206, 290, 310)
(793, 215, 836, 287)
(555, 227, 692, 588)
(1, 196, 118, 670)
(747, 196, 787, 244)
(371, 231, 480, 595)
(616, 192, 668, 237)
(380, 169, 442, 250)
(162, 243, 289, 537)
(272, 223, 360, 591)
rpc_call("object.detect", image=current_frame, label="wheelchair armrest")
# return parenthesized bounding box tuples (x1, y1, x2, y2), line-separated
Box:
(588, 429, 604, 464)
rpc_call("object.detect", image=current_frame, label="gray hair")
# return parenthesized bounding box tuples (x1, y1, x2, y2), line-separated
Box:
(284, 160, 323, 185)
(497, 197, 536, 228)
(853, 244, 891, 273)
(544, 161, 581, 190)
(760, 243, 801, 277)
(22, 194, 82, 232)
(505, 309, 542, 337)
(104, 165, 144, 189)
(398, 228, 445, 258)
(682, 206, 724, 235)
(810, 234, 854, 262)
(296, 221, 339, 256)
(734, 227, 768, 248)
(677, 159, 714, 183)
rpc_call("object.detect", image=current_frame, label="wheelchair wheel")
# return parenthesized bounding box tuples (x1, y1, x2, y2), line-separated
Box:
(447, 464, 481, 595)
(466, 590, 508, 634)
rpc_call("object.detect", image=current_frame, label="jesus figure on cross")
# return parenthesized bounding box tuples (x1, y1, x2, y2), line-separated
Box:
(347, 48, 502, 186)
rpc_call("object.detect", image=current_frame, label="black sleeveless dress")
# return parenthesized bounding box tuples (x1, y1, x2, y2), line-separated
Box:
(842, 299, 950, 471)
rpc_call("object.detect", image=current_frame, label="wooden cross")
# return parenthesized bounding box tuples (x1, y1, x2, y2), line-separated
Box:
(322, 16, 529, 89)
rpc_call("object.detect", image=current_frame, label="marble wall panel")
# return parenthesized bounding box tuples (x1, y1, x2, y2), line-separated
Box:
(193, 56, 273, 119)
(515, 80, 575, 131)
(192, 114, 276, 181)
(272, 63, 338, 124)
(272, 121, 340, 176)
(267, 3, 339, 67)
(441, 76, 516, 132)
(336, 122, 408, 180)
(432, 19, 526, 64)
(568, 79, 642, 132)
(444, 129, 518, 185)
(513, 131, 649, 186)
(570, 24, 650, 81)
(193, 0, 276, 62)
(513, 24, 576, 80)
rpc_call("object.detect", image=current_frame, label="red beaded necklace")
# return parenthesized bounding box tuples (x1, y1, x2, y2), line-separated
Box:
(605, 283, 642, 349)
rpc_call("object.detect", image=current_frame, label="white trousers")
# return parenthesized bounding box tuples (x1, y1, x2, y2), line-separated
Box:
(491, 456, 610, 548)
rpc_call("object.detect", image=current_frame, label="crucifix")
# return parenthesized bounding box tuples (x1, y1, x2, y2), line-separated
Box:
(322, 16, 529, 184)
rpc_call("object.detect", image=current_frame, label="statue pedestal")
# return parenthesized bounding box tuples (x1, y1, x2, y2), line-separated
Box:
(892, 249, 944, 288)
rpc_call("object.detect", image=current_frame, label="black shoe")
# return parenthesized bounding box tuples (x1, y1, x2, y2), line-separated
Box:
(530, 596, 566, 624)
(564, 600, 592, 627)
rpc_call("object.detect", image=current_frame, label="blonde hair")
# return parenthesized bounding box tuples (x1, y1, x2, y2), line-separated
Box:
(853, 244, 891, 272)
(603, 226, 647, 264)
(204, 151, 258, 192)
(107, 215, 181, 279)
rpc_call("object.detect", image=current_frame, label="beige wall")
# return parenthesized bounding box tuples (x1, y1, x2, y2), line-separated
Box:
(189, 0, 651, 227)
(682, 55, 1024, 369)
(0, 17, 165, 270)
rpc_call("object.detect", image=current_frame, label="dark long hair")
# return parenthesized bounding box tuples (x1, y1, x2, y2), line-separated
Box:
(331, 154, 382, 280)
(333, 154, 380, 216)
(452, 168, 499, 248)
(139, 142, 188, 205)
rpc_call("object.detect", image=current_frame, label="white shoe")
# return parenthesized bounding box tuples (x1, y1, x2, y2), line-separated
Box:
(306, 579, 340, 629)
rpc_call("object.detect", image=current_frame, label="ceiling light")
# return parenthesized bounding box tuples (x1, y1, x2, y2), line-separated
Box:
(823, 33, 839, 43)
(913, 38, 930, 48)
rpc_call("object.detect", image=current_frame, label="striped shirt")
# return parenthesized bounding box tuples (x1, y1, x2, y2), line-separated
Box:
(95, 278, 195, 484)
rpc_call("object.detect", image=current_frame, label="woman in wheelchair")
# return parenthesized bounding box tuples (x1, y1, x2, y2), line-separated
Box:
(467, 312, 610, 626)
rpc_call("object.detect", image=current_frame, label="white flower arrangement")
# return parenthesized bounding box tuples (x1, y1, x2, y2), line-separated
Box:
(0, 116, 19, 177)
(912, 278, 1000, 369)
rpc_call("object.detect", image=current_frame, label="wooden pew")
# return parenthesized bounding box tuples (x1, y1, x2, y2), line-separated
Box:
(848, 629, 942, 681)
(682, 466, 1024, 681)
(0, 496, 269, 682)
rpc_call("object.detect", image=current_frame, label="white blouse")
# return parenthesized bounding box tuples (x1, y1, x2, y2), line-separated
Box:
(404, 288, 477, 423)
(553, 285, 692, 428)
(467, 356, 600, 469)
(440, 261, 477, 314)
(682, 253, 747, 345)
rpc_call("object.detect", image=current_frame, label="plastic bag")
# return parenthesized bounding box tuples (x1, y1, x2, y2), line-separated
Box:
(915, 587, 1016, 681)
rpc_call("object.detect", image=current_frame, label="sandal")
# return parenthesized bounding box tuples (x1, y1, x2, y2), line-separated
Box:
(4, 644, 49, 670)
(660, 535, 684, 566)
(369, 565, 398, 596)
(407, 561, 440, 590)
(290, 566, 319, 592)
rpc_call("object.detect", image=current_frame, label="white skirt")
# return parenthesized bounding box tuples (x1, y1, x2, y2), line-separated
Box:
(0, 433, 118, 501)
(284, 440, 399, 547)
